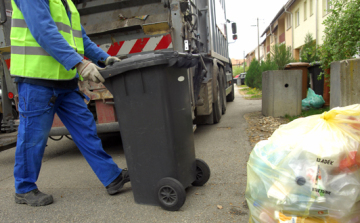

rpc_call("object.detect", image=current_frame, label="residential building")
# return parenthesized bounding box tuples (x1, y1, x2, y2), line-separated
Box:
(231, 59, 245, 67)
(288, 0, 331, 60)
(245, 50, 256, 66)
(244, 44, 265, 65)
(246, 0, 332, 61)
(260, 6, 289, 60)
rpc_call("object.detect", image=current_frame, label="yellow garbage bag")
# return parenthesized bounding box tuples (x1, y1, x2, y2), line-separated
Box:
(246, 104, 360, 223)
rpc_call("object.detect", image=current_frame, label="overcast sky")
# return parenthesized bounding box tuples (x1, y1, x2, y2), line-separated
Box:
(225, 0, 289, 59)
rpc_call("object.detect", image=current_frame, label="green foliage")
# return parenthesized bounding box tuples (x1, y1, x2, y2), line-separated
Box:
(260, 58, 278, 72)
(238, 87, 262, 99)
(285, 107, 330, 122)
(320, 0, 360, 71)
(245, 58, 277, 90)
(300, 33, 320, 63)
(232, 65, 249, 77)
(271, 44, 294, 70)
(245, 59, 262, 89)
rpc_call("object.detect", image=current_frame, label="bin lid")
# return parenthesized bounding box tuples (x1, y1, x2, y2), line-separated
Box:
(309, 61, 321, 67)
(285, 62, 310, 69)
(100, 52, 199, 79)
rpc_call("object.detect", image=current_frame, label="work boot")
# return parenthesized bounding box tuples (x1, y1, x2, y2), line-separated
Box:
(106, 169, 130, 195)
(15, 189, 53, 206)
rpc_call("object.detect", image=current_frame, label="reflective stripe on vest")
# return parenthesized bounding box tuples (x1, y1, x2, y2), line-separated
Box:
(10, 0, 85, 80)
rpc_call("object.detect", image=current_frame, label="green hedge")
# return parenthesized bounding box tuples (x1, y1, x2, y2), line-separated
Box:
(245, 59, 277, 90)
(233, 66, 249, 77)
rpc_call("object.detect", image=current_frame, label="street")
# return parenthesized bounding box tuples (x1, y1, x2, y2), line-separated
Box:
(0, 86, 261, 223)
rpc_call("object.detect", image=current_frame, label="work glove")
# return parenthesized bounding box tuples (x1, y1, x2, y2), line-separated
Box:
(105, 56, 121, 66)
(77, 60, 105, 83)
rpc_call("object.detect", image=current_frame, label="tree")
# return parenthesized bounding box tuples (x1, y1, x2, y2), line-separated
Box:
(245, 59, 262, 89)
(320, 0, 360, 71)
(300, 33, 320, 63)
(245, 58, 277, 90)
(270, 44, 293, 70)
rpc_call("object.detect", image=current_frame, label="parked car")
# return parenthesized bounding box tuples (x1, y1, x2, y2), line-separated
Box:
(240, 72, 246, 85)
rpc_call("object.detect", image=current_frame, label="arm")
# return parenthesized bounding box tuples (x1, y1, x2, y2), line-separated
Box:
(82, 26, 110, 66)
(15, 0, 83, 70)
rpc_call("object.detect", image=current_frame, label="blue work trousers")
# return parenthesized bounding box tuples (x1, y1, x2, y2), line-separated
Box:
(14, 82, 122, 194)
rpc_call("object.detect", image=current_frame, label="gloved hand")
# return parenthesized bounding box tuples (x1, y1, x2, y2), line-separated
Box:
(77, 60, 105, 83)
(105, 56, 121, 66)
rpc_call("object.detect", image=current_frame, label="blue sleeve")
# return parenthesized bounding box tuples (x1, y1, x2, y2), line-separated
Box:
(82, 26, 110, 66)
(14, 0, 83, 71)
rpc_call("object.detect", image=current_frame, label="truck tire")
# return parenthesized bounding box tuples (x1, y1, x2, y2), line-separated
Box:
(0, 113, 2, 133)
(226, 83, 235, 102)
(213, 78, 222, 124)
(220, 67, 227, 115)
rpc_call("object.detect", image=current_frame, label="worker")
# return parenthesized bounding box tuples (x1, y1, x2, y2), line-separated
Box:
(10, 0, 129, 206)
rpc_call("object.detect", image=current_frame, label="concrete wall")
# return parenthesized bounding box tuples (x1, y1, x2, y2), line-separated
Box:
(330, 58, 360, 109)
(262, 70, 302, 117)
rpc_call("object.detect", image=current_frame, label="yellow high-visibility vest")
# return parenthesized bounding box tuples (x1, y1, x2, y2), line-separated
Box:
(10, 0, 84, 80)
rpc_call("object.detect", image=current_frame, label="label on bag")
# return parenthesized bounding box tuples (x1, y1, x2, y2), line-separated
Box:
(316, 158, 334, 165)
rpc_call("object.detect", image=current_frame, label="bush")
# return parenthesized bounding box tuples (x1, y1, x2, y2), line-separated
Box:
(260, 58, 278, 72)
(245, 58, 278, 90)
(320, 0, 360, 71)
(300, 33, 320, 63)
(271, 44, 293, 70)
(233, 66, 248, 77)
(245, 59, 262, 89)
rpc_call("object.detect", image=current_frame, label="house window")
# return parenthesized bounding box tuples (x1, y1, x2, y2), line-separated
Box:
(286, 13, 292, 29)
(295, 10, 300, 27)
(323, 0, 332, 16)
(310, 0, 313, 15)
(304, 1, 307, 21)
(326, 0, 332, 11)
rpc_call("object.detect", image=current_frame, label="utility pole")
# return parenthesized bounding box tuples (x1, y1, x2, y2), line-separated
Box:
(251, 18, 261, 61)
(257, 18, 260, 61)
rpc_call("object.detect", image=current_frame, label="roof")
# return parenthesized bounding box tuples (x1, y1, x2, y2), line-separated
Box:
(260, 0, 297, 37)
(261, 8, 284, 37)
(261, 38, 266, 45)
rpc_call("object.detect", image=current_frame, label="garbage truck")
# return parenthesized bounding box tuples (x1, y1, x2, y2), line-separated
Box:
(0, 0, 237, 145)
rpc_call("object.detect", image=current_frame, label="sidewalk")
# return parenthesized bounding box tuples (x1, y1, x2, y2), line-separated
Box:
(0, 86, 261, 223)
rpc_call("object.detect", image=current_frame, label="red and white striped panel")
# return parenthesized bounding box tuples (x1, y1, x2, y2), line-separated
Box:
(4, 34, 173, 69)
(99, 34, 173, 56)
(5, 59, 10, 69)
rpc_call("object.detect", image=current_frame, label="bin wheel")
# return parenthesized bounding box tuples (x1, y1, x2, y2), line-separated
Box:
(213, 79, 222, 123)
(192, 159, 211, 186)
(157, 177, 186, 211)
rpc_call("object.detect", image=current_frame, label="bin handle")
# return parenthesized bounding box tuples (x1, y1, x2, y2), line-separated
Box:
(0, 0, 7, 25)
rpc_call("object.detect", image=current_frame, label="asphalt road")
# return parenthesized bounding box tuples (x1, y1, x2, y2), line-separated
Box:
(0, 86, 261, 223)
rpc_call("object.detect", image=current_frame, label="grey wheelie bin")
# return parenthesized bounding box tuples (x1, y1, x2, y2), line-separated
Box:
(100, 52, 210, 211)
